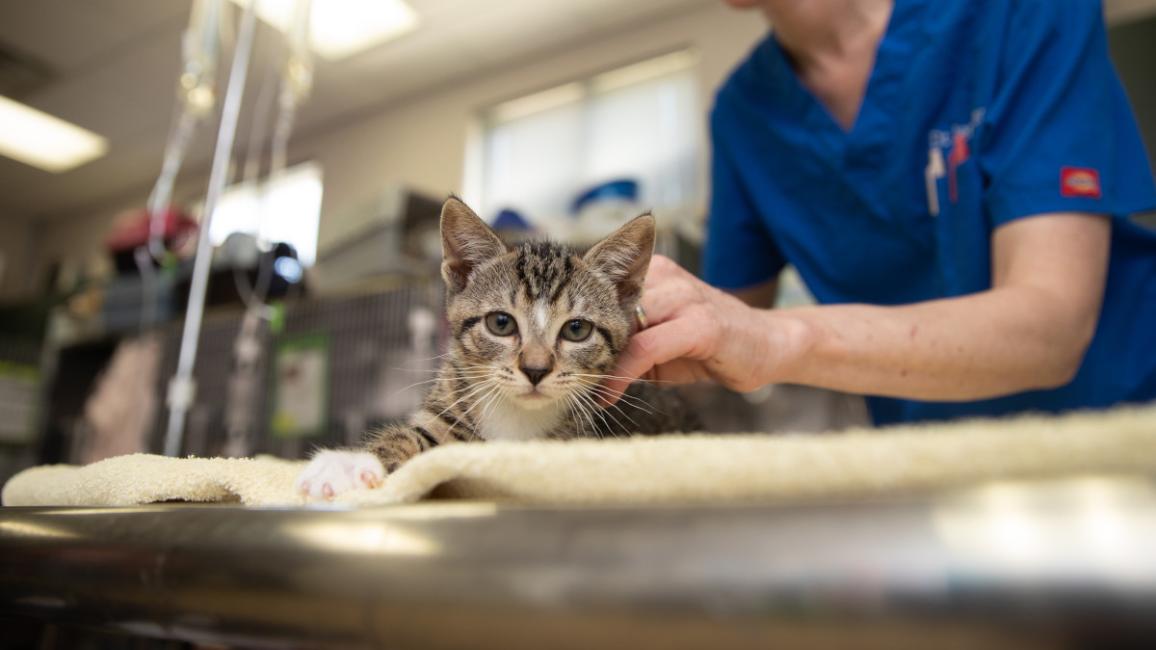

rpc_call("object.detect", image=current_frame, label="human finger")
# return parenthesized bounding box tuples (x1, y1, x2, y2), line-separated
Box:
(600, 318, 715, 403)
(643, 255, 682, 287)
(639, 282, 694, 326)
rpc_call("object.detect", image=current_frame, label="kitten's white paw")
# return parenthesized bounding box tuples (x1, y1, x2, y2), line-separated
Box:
(295, 450, 386, 500)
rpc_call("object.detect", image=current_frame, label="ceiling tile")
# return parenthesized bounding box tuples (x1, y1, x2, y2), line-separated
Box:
(0, 0, 718, 220)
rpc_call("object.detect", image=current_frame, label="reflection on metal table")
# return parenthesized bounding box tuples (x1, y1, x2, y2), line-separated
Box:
(1, 474, 1155, 648)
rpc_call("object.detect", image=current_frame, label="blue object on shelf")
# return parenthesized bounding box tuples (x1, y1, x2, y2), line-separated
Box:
(491, 208, 532, 231)
(570, 179, 639, 215)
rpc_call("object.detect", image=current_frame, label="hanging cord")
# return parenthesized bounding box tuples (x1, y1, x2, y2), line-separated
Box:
(135, 109, 199, 330)
(223, 307, 265, 457)
(228, 43, 281, 323)
(270, 0, 313, 179)
(134, 0, 226, 331)
(222, 2, 311, 457)
(221, 90, 280, 455)
(163, 0, 259, 457)
(241, 57, 281, 188)
(231, 0, 313, 320)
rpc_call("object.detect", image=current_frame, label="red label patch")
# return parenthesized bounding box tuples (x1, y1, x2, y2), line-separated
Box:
(1061, 167, 1101, 199)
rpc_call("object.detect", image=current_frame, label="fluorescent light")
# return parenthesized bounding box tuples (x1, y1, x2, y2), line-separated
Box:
(0, 95, 108, 173)
(233, 0, 419, 60)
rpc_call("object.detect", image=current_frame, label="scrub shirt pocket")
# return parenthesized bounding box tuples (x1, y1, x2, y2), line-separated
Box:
(932, 142, 991, 297)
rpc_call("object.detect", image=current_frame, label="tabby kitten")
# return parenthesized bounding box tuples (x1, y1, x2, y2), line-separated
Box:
(296, 197, 697, 499)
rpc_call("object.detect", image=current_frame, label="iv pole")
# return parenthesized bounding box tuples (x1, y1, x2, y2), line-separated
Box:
(163, 0, 259, 457)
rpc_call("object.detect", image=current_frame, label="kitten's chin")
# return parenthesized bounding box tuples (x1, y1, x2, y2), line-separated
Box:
(510, 389, 560, 411)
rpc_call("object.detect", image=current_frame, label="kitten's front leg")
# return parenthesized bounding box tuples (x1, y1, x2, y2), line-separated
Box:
(295, 423, 448, 500)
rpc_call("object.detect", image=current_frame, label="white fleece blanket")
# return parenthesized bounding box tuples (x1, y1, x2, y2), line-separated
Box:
(4, 405, 1156, 507)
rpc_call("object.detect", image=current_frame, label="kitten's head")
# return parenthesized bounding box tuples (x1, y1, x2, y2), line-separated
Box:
(439, 197, 653, 410)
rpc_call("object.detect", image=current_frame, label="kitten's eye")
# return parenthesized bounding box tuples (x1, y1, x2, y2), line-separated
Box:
(484, 312, 518, 337)
(560, 319, 594, 342)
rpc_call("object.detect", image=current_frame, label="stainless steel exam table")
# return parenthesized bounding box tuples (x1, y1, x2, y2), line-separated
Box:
(1, 474, 1155, 648)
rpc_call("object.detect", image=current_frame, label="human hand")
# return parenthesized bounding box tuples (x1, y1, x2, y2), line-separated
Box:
(601, 256, 807, 403)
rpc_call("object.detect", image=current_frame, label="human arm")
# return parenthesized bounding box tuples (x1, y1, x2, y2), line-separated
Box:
(606, 212, 1109, 402)
(729, 278, 778, 309)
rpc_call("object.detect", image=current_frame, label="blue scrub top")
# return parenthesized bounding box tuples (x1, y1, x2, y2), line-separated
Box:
(704, 0, 1156, 425)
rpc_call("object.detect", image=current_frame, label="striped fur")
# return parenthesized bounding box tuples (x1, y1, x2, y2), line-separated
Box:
(363, 198, 699, 472)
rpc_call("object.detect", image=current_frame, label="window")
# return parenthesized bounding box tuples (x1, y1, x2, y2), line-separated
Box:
(470, 50, 701, 224)
(207, 161, 323, 266)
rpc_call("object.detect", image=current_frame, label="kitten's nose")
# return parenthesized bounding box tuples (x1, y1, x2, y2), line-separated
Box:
(520, 365, 551, 386)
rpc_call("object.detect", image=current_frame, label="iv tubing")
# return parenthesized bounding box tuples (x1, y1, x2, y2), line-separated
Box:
(231, 0, 312, 318)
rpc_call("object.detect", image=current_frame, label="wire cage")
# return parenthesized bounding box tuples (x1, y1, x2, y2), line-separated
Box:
(146, 278, 445, 460)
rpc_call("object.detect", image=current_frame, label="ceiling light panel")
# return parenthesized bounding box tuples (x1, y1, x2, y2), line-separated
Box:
(232, 0, 419, 60)
(0, 95, 108, 173)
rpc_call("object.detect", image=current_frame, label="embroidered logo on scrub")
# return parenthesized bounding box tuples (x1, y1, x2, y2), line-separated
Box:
(1061, 167, 1102, 199)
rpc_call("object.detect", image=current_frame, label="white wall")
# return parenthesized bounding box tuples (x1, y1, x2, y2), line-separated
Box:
(303, 3, 766, 252)
(37, 3, 767, 270)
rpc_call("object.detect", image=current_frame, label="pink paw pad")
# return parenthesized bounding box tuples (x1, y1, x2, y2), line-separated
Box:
(294, 450, 386, 500)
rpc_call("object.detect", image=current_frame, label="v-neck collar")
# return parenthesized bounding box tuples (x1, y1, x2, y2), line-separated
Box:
(755, 0, 929, 164)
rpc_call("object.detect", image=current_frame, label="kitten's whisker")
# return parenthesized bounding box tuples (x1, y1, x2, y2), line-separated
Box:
(388, 374, 485, 396)
(580, 388, 637, 435)
(588, 391, 659, 416)
(388, 355, 467, 372)
(562, 394, 588, 438)
(571, 390, 610, 435)
(456, 367, 502, 375)
(572, 375, 656, 401)
(572, 378, 661, 415)
(460, 383, 503, 425)
(431, 379, 497, 422)
(567, 373, 677, 385)
(477, 385, 505, 427)
(457, 387, 504, 433)
(392, 368, 493, 377)
(576, 386, 622, 436)
(393, 367, 497, 381)
(573, 398, 595, 439)
(391, 371, 497, 397)
(603, 400, 645, 432)
(573, 389, 626, 437)
(575, 377, 654, 400)
(568, 392, 602, 439)
(403, 352, 456, 364)
(586, 388, 641, 426)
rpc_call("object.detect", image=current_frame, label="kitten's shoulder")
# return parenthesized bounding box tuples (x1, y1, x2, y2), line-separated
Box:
(620, 383, 702, 434)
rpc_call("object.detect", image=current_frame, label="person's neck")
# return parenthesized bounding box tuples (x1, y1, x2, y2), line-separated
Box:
(759, 0, 893, 130)
(762, 0, 893, 71)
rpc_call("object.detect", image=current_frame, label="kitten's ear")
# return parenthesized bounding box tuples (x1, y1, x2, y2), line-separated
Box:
(440, 196, 507, 293)
(583, 212, 655, 305)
